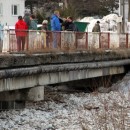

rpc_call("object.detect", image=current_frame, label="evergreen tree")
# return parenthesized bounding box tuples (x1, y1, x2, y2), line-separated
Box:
(25, 0, 119, 19)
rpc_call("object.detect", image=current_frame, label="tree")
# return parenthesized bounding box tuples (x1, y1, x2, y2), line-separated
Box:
(100, 0, 119, 13)
(66, 0, 119, 17)
(59, 5, 78, 19)
(25, 0, 60, 22)
(25, 0, 38, 14)
(25, 0, 119, 20)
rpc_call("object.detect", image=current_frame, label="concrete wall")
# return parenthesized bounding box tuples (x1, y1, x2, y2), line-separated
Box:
(0, 66, 125, 92)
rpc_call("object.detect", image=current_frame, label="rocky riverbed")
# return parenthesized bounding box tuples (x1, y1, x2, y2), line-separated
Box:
(0, 76, 130, 130)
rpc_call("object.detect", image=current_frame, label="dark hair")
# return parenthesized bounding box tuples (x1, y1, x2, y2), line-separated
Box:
(68, 16, 73, 21)
(18, 16, 22, 20)
(30, 14, 35, 19)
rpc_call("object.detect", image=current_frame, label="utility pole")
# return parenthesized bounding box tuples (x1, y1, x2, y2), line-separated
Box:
(128, 0, 130, 21)
(119, 0, 125, 33)
(122, 0, 125, 33)
(119, 0, 121, 16)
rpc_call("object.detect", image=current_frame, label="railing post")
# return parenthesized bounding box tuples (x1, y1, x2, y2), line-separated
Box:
(126, 33, 128, 48)
(99, 32, 101, 48)
(2, 29, 10, 53)
(59, 31, 61, 49)
(75, 32, 77, 49)
(85, 32, 88, 49)
(7, 30, 12, 52)
(108, 32, 110, 49)
(26, 30, 29, 51)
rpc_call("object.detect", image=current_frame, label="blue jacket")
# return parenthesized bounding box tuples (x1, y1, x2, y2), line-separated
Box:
(51, 14, 61, 31)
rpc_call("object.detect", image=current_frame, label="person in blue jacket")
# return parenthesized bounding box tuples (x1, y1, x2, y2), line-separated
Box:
(51, 10, 61, 48)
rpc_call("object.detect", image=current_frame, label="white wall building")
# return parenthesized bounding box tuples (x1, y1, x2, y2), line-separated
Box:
(0, 0, 25, 26)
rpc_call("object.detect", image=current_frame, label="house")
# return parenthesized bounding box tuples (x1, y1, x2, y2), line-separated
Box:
(0, 0, 25, 26)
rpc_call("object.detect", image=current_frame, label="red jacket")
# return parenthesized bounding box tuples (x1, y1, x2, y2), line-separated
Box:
(15, 20, 28, 36)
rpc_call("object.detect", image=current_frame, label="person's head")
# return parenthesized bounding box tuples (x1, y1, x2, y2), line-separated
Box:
(24, 10, 30, 16)
(97, 21, 100, 24)
(54, 10, 60, 17)
(30, 14, 35, 20)
(18, 16, 23, 20)
(42, 20, 48, 25)
(67, 16, 73, 22)
(63, 18, 67, 21)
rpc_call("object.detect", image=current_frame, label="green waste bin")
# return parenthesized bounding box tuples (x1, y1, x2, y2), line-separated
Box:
(74, 22, 89, 32)
(47, 22, 89, 32)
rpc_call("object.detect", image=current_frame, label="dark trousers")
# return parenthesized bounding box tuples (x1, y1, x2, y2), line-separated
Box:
(16, 36, 26, 51)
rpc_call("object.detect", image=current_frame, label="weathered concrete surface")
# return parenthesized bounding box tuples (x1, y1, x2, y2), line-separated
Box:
(0, 50, 128, 109)
(0, 86, 44, 101)
(0, 49, 129, 92)
(0, 59, 128, 79)
(0, 49, 130, 68)
(0, 101, 25, 110)
(0, 86, 44, 109)
(27, 86, 44, 101)
(0, 66, 124, 92)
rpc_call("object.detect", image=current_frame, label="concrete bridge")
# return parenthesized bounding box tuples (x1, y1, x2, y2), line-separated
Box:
(0, 49, 130, 109)
(0, 30, 130, 109)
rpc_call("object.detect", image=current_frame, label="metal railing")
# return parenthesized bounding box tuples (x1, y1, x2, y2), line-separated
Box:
(1, 30, 130, 53)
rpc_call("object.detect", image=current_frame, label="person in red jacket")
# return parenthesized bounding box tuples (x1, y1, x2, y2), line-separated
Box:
(15, 16, 28, 51)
